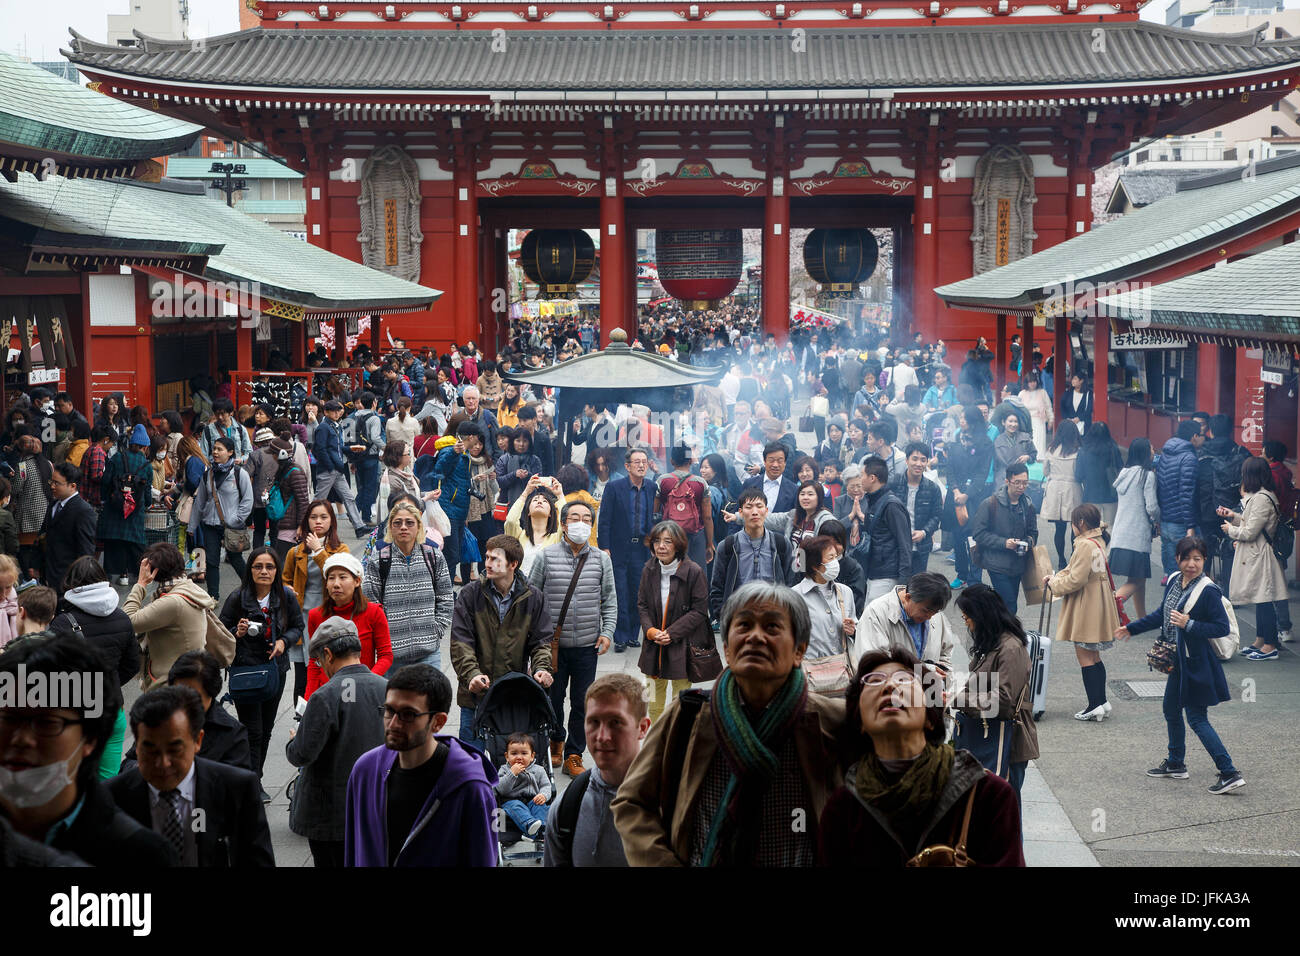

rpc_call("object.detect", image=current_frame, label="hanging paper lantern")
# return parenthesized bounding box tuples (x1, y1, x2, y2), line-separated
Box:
(520, 229, 595, 296)
(803, 228, 878, 299)
(655, 228, 743, 309)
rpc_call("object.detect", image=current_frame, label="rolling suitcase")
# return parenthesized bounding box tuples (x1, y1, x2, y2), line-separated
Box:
(1025, 592, 1054, 720)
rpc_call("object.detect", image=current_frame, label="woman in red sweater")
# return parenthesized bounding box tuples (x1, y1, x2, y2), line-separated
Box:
(303, 551, 392, 700)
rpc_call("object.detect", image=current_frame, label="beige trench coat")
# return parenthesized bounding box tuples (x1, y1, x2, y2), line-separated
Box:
(1224, 490, 1288, 605)
(1046, 527, 1120, 644)
(1040, 449, 1082, 521)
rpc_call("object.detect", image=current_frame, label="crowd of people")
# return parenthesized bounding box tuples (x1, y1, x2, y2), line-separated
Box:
(0, 306, 1286, 866)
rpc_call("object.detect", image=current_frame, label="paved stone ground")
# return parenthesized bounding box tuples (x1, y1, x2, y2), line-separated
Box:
(117, 395, 1299, 866)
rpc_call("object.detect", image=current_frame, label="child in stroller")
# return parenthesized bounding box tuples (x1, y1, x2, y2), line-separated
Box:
(495, 733, 553, 839)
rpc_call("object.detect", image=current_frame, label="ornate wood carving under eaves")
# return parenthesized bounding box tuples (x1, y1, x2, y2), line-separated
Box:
(356, 145, 424, 284)
(970, 145, 1037, 275)
(477, 158, 600, 198)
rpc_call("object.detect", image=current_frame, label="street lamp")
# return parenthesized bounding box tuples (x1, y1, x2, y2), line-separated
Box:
(209, 161, 248, 208)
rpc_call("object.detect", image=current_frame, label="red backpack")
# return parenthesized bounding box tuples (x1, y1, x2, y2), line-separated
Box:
(662, 473, 705, 534)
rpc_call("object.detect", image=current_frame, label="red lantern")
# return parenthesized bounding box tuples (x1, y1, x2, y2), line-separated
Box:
(655, 228, 742, 309)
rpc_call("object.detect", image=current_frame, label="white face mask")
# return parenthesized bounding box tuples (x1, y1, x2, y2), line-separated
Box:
(154, 451, 166, 460)
(822, 559, 841, 583)
(0, 750, 77, 808)
(566, 522, 592, 545)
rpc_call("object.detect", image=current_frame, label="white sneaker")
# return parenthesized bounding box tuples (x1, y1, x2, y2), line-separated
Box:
(1073, 703, 1108, 721)
(1279, 629, 1294, 643)
(526, 819, 543, 838)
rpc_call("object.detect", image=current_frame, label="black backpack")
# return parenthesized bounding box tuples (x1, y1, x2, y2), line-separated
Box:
(346, 411, 379, 463)
(109, 459, 150, 520)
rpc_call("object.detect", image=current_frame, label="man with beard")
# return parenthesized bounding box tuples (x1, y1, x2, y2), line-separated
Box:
(344, 665, 497, 866)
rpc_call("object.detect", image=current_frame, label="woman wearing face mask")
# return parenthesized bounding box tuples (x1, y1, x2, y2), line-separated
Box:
(818, 646, 1025, 866)
(636, 520, 713, 722)
(793, 535, 857, 695)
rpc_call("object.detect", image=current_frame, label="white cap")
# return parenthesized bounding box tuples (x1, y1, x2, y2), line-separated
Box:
(322, 552, 363, 579)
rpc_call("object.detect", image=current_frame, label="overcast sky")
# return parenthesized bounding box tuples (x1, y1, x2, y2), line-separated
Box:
(4, 0, 1298, 63)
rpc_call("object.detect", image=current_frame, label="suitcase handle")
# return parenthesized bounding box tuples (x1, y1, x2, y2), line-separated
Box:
(1037, 583, 1052, 637)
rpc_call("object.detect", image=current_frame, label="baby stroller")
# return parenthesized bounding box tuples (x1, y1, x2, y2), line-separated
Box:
(469, 672, 561, 865)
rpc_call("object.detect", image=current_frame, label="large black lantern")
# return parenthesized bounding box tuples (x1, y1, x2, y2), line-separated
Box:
(520, 229, 596, 296)
(803, 228, 878, 299)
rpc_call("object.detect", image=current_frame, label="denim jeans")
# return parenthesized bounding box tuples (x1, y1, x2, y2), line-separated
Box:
(1163, 669, 1237, 775)
(314, 469, 367, 533)
(233, 664, 287, 779)
(458, 704, 477, 744)
(549, 644, 599, 757)
(986, 569, 1021, 615)
(200, 524, 246, 601)
(685, 530, 708, 571)
(910, 549, 932, 577)
(502, 798, 549, 832)
(1159, 525, 1189, 577)
(390, 644, 442, 675)
(1253, 601, 1279, 647)
(355, 457, 380, 524)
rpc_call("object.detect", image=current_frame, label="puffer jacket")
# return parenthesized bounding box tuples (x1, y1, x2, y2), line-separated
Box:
(1154, 437, 1199, 529)
(433, 440, 474, 522)
(527, 541, 618, 649)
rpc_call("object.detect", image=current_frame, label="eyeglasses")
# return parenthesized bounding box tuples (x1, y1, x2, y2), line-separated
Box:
(389, 518, 420, 529)
(859, 671, 919, 688)
(379, 705, 435, 724)
(1008, 479, 1029, 488)
(0, 713, 84, 737)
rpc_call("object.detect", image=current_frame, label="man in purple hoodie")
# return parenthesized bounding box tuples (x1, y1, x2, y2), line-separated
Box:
(344, 665, 497, 866)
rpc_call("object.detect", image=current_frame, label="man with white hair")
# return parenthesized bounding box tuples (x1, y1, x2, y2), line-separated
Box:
(459, 385, 498, 450)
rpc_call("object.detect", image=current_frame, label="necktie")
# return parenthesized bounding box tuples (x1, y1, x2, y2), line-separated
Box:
(751, 537, 760, 582)
(158, 789, 186, 862)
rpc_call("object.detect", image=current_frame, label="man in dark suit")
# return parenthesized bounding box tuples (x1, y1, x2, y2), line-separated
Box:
(597, 446, 658, 651)
(42, 462, 97, 594)
(740, 441, 798, 517)
(120, 650, 253, 773)
(110, 686, 274, 867)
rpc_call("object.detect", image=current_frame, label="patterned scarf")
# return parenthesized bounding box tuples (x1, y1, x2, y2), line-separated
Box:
(853, 743, 955, 848)
(699, 667, 808, 867)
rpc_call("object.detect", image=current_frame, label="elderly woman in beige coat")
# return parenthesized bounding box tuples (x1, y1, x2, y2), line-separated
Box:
(1220, 457, 1288, 661)
(1043, 503, 1121, 723)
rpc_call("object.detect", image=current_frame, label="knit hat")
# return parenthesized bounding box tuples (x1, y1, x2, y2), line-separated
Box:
(129, 424, 150, 447)
(253, 427, 275, 445)
(308, 615, 359, 657)
(271, 437, 293, 459)
(322, 552, 363, 579)
(828, 414, 848, 433)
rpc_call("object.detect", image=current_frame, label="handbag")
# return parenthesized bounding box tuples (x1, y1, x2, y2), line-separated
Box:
(906, 779, 980, 867)
(800, 586, 853, 696)
(175, 491, 194, 525)
(953, 682, 1025, 779)
(548, 550, 589, 668)
(1146, 637, 1177, 675)
(228, 662, 280, 702)
(798, 413, 816, 433)
(1086, 538, 1129, 626)
(492, 501, 510, 522)
(460, 524, 482, 564)
(210, 470, 250, 554)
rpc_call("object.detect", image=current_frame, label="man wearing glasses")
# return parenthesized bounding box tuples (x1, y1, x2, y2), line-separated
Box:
(0, 634, 174, 865)
(967, 462, 1039, 614)
(344, 664, 497, 866)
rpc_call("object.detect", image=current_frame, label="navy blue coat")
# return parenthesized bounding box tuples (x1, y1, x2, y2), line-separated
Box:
(597, 474, 658, 557)
(1127, 577, 1231, 709)
(740, 473, 798, 514)
(1154, 437, 1200, 529)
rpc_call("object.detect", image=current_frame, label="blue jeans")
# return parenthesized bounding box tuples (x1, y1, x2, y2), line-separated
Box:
(355, 457, 380, 524)
(612, 549, 648, 646)
(986, 569, 1021, 615)
(502, 798, 549, 832)
(459, 704, 477, 744)
(1253, 601, 1278, 647)
(1159, 525, 1189, 577)
(1163, 669, 1236, 775)
(910, 550, 931, 577)
(549, 645, 598, 758)
(391, 645, 442, 675)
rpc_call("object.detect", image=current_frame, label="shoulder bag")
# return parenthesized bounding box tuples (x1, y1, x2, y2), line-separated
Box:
(800, 585, 853, 696)
(677, 576, 722, 682)
(906, 774, 982, 867)
(953, 678, 1026, 779)
(548, 550, 589, 669)
(211, 469, 250, 554)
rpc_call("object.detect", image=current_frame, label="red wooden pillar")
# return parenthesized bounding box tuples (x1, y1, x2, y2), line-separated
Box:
(1092, 315, 1109, 425)
(370, 313, 381, 355)
(69, 274, 95, 416)
(453, 157, 480, 349)
(304, 151, 332, 254)
(763, 185, 790, 344)
(333, 316, 345, 365)
(1054, 317, 1069, 418)
(290, 317, 305, 369)
(1022, 313, 1035, 392)
(237, 320, 253, 378)
(1195, 343, 1219, 415)
(994, 313, 1007, 395)
(1235, 347, 1265, 456)
(599, 186, 627, 347)
(624, 221, 638, 337)
(911, 131, 940, 343)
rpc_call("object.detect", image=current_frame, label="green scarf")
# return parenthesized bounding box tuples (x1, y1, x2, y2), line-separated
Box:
(698, 667, 808, 867)
(854, 743, 956, 846)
